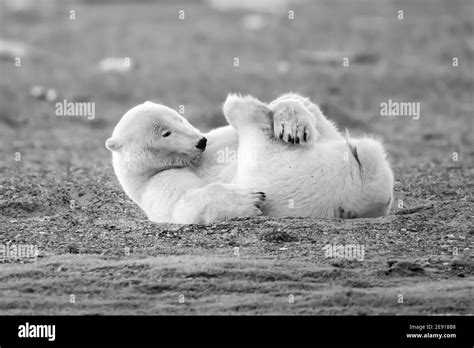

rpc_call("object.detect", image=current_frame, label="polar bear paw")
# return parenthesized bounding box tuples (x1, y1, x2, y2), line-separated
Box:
(272, 100, 318, 144)
(225, 188, 266, 218)
(200, 183, 267, 223)
(223, 94, 271, 131)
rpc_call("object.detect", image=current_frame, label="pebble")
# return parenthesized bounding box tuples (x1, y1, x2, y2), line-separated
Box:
(98, 57, 134, 73)
(30, 86, 58, 102)
(241, 14, 266, 31)
(30, 85, 45, 98)
(45, 88, 58, 102)
(277, 61, 289, 75)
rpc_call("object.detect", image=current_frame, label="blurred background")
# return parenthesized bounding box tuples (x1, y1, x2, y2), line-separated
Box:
(0, 0, 473, 167)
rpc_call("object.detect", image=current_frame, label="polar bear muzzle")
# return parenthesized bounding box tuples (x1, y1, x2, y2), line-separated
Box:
(195, 137, 207, 151)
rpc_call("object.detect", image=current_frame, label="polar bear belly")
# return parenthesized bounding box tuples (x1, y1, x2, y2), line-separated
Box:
(232, 138, 362, 218)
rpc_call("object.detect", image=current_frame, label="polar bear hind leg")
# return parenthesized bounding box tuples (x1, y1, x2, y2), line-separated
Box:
(269, 93, 342, 142)
(223, 94, 273, 135)
(348, 136, 394, 217)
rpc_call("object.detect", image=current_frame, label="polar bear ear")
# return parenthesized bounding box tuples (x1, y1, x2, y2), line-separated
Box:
(105, 137, 123, 152)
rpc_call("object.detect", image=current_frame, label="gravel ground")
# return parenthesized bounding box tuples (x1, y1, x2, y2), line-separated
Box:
(0, 160, 472, 314)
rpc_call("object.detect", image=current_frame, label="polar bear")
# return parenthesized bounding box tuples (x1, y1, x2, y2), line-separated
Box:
(223, 94, 394, 218)
(106, 93, 391, 224)
(106, 93, 340, 224)
(105, 101, 268, 224)
(107, 98, 326, 224)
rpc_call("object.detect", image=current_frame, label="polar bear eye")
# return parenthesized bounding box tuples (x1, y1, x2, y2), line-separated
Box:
(162, 131, 171, 138)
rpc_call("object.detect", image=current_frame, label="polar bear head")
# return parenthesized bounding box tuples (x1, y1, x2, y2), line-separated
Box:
(105, 101, 206, 175)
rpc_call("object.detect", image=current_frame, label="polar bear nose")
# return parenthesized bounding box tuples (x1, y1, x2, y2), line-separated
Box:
(196, 137, 207, 151)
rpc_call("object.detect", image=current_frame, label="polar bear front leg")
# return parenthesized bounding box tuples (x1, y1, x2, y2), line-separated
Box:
(171, 183, 266, 224)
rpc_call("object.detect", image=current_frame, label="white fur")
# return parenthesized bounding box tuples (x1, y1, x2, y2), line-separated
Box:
(269, 92, 343, 143)
(223, 94, 394, 218)
(106, 101, 266, 224)
(107, 93, 393, 224)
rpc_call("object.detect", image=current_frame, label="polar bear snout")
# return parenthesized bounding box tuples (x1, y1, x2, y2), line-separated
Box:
(195, 137, 207, 151)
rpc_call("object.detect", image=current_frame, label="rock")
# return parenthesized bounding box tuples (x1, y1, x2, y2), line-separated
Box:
(277, 61, 289, 75)
(241, 14, 266, 31)
(45, 88, 58, 102)
(98, 57, 135, 73)
(30, 86, 58, 102)
(298, 49, 349, 66)
(206, 0, 292, 13)
(0, 39, 28, 61)
(66, 244, 80, 254)
(352, 52, 379, 65)
(385, 260, 425, 276)
(30, 86, 46, 99)
(260, 228, 297, 243)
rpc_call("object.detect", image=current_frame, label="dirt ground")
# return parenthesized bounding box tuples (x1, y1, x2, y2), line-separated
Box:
(0, 0, 473, 314)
